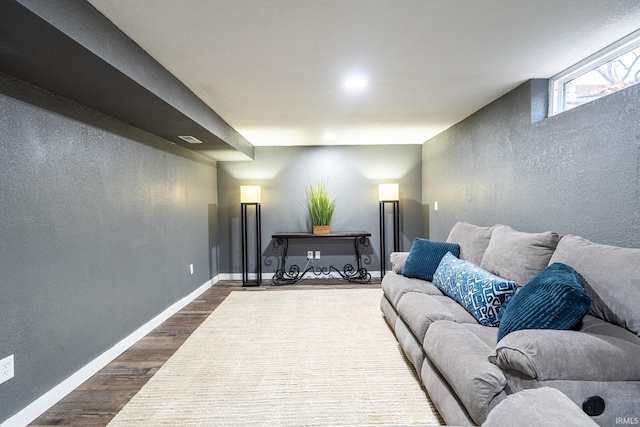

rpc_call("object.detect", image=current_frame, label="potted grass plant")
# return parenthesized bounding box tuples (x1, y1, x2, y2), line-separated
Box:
(305, 181, 336, 234)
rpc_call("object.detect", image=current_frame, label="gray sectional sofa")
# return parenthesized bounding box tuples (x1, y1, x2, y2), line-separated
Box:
(380, 222, 640, 426)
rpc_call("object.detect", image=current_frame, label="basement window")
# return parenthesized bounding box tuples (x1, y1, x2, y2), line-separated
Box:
(549, 29, 640, 116)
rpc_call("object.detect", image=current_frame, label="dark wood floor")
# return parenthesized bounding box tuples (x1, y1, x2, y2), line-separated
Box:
(30, 279, 381, 426)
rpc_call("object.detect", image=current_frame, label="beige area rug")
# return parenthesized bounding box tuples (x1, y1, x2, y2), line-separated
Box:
(107, 289, 443, 426)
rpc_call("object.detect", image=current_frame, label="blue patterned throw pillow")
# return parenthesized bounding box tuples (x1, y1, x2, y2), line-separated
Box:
(433, 252, 518, 327)
(401, 238, 461, 282)
(497, 262, 592, 341)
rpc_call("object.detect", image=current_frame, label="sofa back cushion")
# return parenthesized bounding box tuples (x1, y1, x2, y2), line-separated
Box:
(446, 221, 495, 266)
(549, 235, 640, 337)
(480, 225, 560, 287)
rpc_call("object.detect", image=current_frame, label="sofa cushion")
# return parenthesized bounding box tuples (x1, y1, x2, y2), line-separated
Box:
(549, 234, 640, 337)
(381, 271, 443, 306)
(397, 293, 454, 342)
(462, 323, 499, 348)
(424, 320, 507, 425)
(480, 225, 560, 286)
(402, 238, 461, 281)
(393, 316, 426, 375)
(432, 252, 518, 327)
(579, 314, 640, 345)
(420, 358, 477, 426)
(446, 221, 495, 266)
(431, 295, 480, 325)
(380, 294, 399, 329)
(390, 251, 409, 274)
(489, 329, 640, 381)
(497, 263, 592, 341)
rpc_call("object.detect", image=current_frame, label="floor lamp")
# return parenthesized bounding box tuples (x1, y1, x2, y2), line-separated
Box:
(241, 185, 262, 287)
(379, 184, 399, 278)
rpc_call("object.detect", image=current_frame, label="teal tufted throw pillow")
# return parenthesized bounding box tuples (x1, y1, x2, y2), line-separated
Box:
(401, 238, 460, 281)
(432, 252, 518, 327)
(497, 262, 592, 341)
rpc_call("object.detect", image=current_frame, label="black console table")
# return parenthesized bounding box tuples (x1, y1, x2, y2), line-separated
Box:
(271, 231, 372, 285)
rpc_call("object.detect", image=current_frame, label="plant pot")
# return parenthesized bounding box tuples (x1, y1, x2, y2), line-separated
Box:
(313, 225, 331, 235)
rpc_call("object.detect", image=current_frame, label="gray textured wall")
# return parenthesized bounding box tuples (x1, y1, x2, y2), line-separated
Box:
(0, 73, 218, 421)
(423, 79, 640, 247)
(217, 145, 423, 276)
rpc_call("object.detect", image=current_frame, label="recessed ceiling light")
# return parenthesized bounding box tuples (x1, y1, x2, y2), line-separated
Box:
(323, 131, 337, 141)
(343, 74, 369, 93)
(178, 135, 203, 144)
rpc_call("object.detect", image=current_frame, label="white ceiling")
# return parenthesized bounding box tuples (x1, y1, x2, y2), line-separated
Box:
(87, 0, 640, 148)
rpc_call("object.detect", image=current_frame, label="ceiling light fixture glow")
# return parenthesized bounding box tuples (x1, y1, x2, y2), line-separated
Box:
(323, 131, 337, 141)
(343, 74, 369, 93)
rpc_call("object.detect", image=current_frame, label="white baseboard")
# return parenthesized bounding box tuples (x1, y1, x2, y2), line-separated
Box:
(1, 279, 213, 427)
(218, 272, 243, 281)
(217, 272, 276, 281)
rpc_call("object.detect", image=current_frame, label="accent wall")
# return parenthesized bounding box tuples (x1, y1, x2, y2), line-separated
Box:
(217, 145, 423, 278)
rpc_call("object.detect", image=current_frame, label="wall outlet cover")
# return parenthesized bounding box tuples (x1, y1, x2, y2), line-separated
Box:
(0, 354, 14, 385)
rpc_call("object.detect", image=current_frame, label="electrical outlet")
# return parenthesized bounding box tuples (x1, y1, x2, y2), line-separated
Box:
(315, 251, 321, 259)
(189, 264, 194, 275)
(307, 251, 314, 259)
(1, 355, 14, 385)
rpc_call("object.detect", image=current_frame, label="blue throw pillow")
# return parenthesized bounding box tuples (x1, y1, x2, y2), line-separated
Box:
(433, 252, 518, 327)
(497, 262, 592, 341)
(401, 238, 460, 281)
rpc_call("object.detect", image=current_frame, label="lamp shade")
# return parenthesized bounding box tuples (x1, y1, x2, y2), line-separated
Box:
(378, 183, 399, 201)
(240, 185, 261, 203)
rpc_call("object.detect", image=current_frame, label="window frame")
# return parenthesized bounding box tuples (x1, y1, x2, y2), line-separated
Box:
(549, 29, 640, 117)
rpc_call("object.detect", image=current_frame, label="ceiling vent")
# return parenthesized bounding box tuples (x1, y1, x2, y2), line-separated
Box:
(178, 135, 203, 144)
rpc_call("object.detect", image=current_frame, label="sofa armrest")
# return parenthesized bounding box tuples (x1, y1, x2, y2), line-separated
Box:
(489, 329, 640, 381)
(482, 387, 598, 427)
(390, 251, 409, 273)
